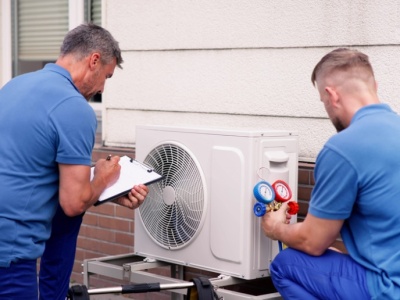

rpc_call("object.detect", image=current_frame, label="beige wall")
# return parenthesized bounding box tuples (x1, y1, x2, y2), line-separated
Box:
(102, 0, 400, 160)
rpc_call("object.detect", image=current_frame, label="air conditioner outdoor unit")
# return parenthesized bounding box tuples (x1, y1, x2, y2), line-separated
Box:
(134, 125, 298, 280)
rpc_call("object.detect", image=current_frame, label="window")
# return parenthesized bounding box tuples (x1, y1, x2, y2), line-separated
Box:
(11, 0, 68, 76)
(86, 0, 102, 103)
(11, 0, 102, 103)
(88, 0, 101, 26)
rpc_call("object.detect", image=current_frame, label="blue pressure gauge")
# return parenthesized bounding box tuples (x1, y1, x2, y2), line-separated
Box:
(253, 181, 275, 204)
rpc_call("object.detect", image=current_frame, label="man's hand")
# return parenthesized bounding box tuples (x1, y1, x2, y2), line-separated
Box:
(260, 202, 344, 255)
(113, 184, 149, 209)
(261, 202, 292, 240)
(93, 155, 121, 188)
(59, 155, 122, 216)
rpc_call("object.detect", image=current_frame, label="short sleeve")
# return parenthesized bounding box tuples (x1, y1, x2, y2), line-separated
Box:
(309, 146, 358, 220)
(49, 97, 97, 166)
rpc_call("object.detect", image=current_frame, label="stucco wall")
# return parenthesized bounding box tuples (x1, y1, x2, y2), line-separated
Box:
(102, 0, 400, 160)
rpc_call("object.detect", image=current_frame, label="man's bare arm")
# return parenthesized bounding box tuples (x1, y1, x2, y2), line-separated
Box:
(58, 156, 121, 216)
(261, 202, 344, 256)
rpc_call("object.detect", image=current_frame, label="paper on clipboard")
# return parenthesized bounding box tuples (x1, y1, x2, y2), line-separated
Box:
(91, 155, 163, 206)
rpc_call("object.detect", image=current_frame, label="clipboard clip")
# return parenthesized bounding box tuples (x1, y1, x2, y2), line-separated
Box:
(129, 157, 154, 173)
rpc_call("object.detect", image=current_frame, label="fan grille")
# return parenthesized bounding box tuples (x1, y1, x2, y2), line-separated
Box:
(139, 143, 205, 249)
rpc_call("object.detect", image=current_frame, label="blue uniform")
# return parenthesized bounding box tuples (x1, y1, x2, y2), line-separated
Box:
(0, 63, 96, 298)
(39, 206, 84, 300)
(272, 104, 400, 299)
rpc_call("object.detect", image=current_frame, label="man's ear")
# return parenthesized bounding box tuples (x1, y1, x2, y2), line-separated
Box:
(325, 86, 340, 107)
(89, 53, 101, 70)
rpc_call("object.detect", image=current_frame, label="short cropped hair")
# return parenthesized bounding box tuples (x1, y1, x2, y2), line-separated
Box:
(311, 48, 374, 86)
(60, 23, 123, 68)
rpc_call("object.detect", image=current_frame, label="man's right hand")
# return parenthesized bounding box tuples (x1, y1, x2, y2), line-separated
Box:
(59, 155, 122, 216)
(93, 155, 121, 188)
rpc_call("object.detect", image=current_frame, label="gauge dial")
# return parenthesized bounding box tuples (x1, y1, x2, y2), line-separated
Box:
(253, 181, 275, 204)
(272, 180, 292, 202)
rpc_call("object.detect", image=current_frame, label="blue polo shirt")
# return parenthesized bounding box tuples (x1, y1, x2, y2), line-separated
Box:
(309, 104, 400, 299)
(0, 64, 96, 267)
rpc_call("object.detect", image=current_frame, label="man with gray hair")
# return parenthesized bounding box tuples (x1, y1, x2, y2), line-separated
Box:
(262, 48, 400, 299)
(0, 23, 148, 299)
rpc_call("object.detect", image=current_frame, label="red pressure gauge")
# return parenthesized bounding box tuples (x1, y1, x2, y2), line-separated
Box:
(272, 180, 292, 202)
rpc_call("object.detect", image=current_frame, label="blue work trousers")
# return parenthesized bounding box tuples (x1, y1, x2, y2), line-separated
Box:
(0, 259, 38, 299)
(39, 205, 84, 300)
(270, 248, 371, 300)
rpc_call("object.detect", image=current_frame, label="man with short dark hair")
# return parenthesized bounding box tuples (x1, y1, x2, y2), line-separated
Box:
(0, 23, 148, 299)
(262, 48, 400, 299)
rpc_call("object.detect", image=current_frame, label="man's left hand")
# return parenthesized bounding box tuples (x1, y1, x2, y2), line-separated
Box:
(113, 184, 149, 209)
(261, 202, 291, 240)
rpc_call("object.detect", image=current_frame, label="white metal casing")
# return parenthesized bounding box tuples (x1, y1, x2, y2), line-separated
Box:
(135, 125, 298, 280)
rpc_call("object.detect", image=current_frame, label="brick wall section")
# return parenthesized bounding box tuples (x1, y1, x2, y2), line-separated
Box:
(71, 146, 345, 296)
(297, 162, 315, 222)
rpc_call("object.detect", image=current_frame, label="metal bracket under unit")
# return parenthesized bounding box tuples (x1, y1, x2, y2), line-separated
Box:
(82, 253, 282, 300)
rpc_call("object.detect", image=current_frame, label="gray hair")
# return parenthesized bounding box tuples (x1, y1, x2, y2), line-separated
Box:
(60, 23, 123, 68)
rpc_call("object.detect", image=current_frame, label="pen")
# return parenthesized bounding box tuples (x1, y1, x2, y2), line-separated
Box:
(106, 154, 112, 161)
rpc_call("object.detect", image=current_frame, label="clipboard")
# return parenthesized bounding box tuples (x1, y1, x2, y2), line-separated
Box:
(91, 155, 164, 206)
